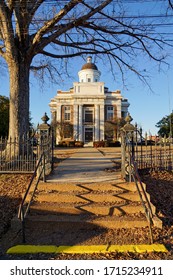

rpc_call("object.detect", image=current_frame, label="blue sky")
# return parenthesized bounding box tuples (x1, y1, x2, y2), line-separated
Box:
(1, 0, 173, 136)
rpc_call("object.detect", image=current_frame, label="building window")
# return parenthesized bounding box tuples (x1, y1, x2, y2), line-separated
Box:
(84, 108, 93, 123)
(121, 111, 126, 118)
(64, 106, 71, 121)
(63, 123, 73, 138)
(107, 106, 114, 120)
(87, 78, 91, 82)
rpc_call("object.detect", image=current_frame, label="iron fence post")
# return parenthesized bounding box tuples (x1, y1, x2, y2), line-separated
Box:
(121, 113, 135, 181)
(21, 208, 26, 243)
(51, 128, 54, 171)
(43, 153, 46, 182)
(121, 130, 126, 180)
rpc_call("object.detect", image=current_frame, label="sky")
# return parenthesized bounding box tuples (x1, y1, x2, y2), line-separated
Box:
(0, 0, 173, 136)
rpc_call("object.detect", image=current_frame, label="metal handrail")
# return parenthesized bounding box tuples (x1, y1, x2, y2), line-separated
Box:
(18, 152, 46, 243)
(129, 153, 154, 243)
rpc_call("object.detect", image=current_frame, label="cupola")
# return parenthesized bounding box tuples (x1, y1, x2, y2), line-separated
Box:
(78, 56, 101, 83)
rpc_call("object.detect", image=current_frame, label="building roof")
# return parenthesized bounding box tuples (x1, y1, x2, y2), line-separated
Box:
(81, 56, 98, 70)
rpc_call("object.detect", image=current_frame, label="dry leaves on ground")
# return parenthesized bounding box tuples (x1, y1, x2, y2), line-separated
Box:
(0, 174, 32, 237)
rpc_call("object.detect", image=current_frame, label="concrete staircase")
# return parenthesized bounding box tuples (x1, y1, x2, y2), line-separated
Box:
(7, 147, 162, 247)
(26, 180, 161, 231)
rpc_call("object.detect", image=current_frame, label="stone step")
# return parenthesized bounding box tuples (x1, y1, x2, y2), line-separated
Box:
(30, 191, 150, 204)
(30, 202, 152, 216)
(36, 181, 141, 193)
(37, 181, 126, 193)
(26, 214, 149, 229)
(115, 182, 146, 192)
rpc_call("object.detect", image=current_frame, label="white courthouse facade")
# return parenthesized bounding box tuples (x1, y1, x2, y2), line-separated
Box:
(49, 57, 129, 144)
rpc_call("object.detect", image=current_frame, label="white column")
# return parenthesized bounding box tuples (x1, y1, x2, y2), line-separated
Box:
(95, 104, 100, 141)
(117, 101, 122, 118)
(100, 104, 105, 140)
(73, 104, 79, 140)
(56, 105, 62, 144)
(56, 105, 61, 122)
(78, 105, 83, 141)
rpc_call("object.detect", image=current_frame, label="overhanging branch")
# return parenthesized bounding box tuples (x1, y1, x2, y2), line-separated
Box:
(30, 0, 112, 55)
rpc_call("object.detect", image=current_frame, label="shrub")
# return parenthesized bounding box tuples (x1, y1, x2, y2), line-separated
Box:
(58, 140, 84, 147)
(65, 140, 75, 147)
(58, 140, 75, 147)
(75, 141, 84, 147)
(93, 141, 106, 148)
(108, 141, 121, 147)
(58, 141, 67, 147)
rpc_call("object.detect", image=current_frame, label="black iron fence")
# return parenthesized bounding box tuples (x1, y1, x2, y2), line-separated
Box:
(121, 116, 173, 179)
(0, 136, 38, 173)
(0, 133, 53, 173)
(134, 137, 173, 171)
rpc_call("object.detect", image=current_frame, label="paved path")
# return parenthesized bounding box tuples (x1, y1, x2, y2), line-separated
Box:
(47, 147, 121, 183)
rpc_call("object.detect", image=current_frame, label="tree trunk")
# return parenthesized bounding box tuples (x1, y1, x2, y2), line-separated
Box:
(6, 59, 30, 157)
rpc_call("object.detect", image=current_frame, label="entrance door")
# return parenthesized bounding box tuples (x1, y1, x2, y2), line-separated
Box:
(84, 127, 93, 142)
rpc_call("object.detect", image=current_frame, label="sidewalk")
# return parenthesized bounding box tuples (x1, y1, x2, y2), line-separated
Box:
(47, 147, 121, 183)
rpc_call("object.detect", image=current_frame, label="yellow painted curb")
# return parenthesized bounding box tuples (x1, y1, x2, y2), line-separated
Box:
(109, 245, 136, 253)
(56, 245, 106, 254)
(135, 244, 168, 253)
(7, 245, 58, 254)
(7, 244, 168, 254)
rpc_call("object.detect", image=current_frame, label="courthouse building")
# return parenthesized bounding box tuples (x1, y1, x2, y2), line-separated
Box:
(49, 57, 129, 144)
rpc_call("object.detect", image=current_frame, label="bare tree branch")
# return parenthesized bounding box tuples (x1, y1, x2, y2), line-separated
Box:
(40, 49, 99, 58)
(0, 43, 5, 57)
(168, 0, 173, 9)
(27, 0, 45, 21)
(0, 1, 14, 52)
(30, 1, 83, 52)
(30, 64, 48, 71)
(30, 1, 113, 53)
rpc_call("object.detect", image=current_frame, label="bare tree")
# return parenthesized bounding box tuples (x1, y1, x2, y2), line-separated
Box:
(0, 0, 171, 154)
(54, 121, 73, 142)
(105, 117, 125, 141)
